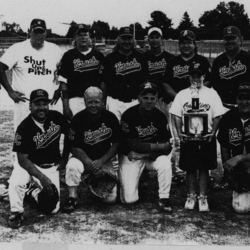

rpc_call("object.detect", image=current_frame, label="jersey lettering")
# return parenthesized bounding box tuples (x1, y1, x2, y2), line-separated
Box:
(33, 121, 60, 149)
(183, 102, 210, 112)
(84, 123, 112, 145)
(219, 60, 246, 80)
(136, 123, 158, 138)
(228, 125, 250, 146)
(173, 65, 189, 79)
(14, 133, 21, 146)
(148, 58, 167, 75)
(115, 58, 141, 76)
(24, 56, 52, 75)
(73, 56, 100, 73)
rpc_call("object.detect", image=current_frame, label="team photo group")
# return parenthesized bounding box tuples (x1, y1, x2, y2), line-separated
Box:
(0, 18, 250, 230)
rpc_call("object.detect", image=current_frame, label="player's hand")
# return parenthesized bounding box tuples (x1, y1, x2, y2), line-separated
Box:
(9, 91, 27, 103)
(40, 175, 54, 196)
(223, 155, 242, 172)
(128, 151, 144, 161)
(89, 159, 104, 174)
(63, 106, 73, 121)
(179, 133, 189, 143)
(203, 133, 214, 142)
(51, 88, 61, 105)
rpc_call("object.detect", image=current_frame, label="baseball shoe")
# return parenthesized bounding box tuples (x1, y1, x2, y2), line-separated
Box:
(184, 194, 197, 210)
(158, 198, 172, 213)
(8, 212, 23, 229)
(198, 195, 209, 212)
(63, 197, 78, 214)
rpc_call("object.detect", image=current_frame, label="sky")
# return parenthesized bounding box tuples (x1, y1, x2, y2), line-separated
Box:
(0, 0, 250, 36)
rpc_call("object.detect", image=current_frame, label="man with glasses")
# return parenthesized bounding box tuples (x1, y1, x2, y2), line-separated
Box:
(217, 82, 250, 214)
(58, 24, 105, 120)
(211, 26, 250, 190)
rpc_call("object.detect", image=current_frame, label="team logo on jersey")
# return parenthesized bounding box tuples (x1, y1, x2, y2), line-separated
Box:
(135, 123, 158, 139)
(183, 102, 210, 112)
(14, 133, 21, 146)
(219, 60, 246, 79)
(148, 58, 167, 75)
(84, 123, 112, 145)
(73, 56, 100, 73)
(69, 128, 75, 140)
(33, 121, 60, 149)
(121, 121, 129, 133)
(229, 125, 250, 146)
(173, 65, 189, 79)
(115, 59, 141, 76)
(24, 56, 52, 75)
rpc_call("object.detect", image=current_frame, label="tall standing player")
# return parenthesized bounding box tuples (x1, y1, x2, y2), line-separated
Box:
(58, 24, 106, 120)
(104, 27, 148, 121)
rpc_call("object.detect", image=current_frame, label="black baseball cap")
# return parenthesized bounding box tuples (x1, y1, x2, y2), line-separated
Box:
(30, 19, 46, 32)
(30, 89, 51, 103)
(238, 82, 250, 93)
(139, 82, 158, 95)
(119, 27, 133, 37)
(179, 30, 195, 41)
(223, 26, 241, 38)
(189, 62, 206, 76)
(75, 24, 89, 35)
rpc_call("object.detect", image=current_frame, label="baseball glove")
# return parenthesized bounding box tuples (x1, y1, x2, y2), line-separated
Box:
(88, 164, 118, 199)
(230, 168, 250, 193)
(38, 184, 59, 214)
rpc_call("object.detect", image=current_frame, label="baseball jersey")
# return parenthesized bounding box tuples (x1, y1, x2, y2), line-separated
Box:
(170, 86, 225, 133)
(120, 104, 171, 155)
(69, 109, 120, 160)
(217, 108, 250, 156)
(57, 48, 105, 99)
(144, 50, 175, 101)
(212, 50, 250, 105)
(163, 54, 211, 97)
(0, 39, 63, 100)
(13, 110, 69, 167)
(104, 49, 149, 102)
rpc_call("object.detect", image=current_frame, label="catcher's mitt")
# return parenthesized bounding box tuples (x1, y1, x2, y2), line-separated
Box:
(38, 184, 59, 214)
(230, 168, 250, 193)
(88, 164, 118, 199)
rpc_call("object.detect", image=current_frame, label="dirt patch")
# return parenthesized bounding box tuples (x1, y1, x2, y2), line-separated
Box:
(0, 109, 250, 245)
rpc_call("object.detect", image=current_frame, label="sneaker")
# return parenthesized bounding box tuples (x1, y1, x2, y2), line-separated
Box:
(159, 198, 172, 213)
(63, 197, 78, 214)
(8, 212, 23, 229)
(198, 195, 209, 212)
(184, 194, 197, 210)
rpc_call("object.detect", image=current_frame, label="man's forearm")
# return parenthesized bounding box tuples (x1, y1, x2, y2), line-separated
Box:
(72, 147, 92, 167)
(99, 143, 119, 164)
(211, 116, 222, 136)
(162, 82, 176, 100)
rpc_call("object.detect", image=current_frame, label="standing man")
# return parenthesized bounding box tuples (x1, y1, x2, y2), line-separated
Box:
(162, 30, 212, 183)
(104, 27, 148, 121)
(8, 89, 69, 229)
(144, 27, 174, 117)
(211, 26, 250, 189)
(63, 87, 120, 213)
(0, 19, 63, 132)
(119, 83, 172, 212)
(217, 82, 250, 214)
(58, 24, 105, 120)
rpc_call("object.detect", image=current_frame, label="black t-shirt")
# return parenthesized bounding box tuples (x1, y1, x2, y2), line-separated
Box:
(212, 50, 250, 105)
(69, 109, 121, 160)
(120, 104, 171, 155)
(104, 49, 149, 102)
(13, 111, 69, 167)
(163, 54, 211, 97)
(58, 48, 105, 99)
(144, 50, 175, 101)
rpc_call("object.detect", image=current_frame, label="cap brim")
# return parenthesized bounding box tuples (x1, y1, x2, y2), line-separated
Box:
(189, 70, 203, 75)
(140, 89, 157, 95)
(31, 97, 51, 103)
(180, 36, 194, 41)
(32, 27, 46, 32)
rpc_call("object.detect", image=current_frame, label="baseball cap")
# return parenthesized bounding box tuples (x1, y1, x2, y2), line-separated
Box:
(30, 89, 51, 103)
(223, 26, 241, 38)
(30, 19, 46, 32)
(75, 24, 89, 34)
(179, 30, 195, 41)
(139, 82, 158, 95)
(148, 27, 162, 37)
(119, 27, 133, 37)
(189, 62, 206, 76)
(238, 82, 250, 93)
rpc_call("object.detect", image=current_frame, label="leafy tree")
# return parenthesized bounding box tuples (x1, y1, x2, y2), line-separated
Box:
(91, 20, 110, 39)
(148, 11, 173, 30)
(177, 12, 195, 31)
(65, 21, 78, 38)
(198, 1, 250, 39)
(129, 22, 145, 40)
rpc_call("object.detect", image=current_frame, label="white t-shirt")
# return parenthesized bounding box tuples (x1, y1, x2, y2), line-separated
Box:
(170, 86, 225, 133)
(0, 39, 63, 99)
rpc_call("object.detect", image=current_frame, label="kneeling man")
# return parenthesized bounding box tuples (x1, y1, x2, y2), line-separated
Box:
(119, 82, 173, 212)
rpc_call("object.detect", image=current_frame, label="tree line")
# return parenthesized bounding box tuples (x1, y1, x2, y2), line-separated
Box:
(1, 1, 250, 40)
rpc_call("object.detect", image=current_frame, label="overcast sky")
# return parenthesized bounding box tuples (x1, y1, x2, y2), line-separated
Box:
(1, 0, 250, 36)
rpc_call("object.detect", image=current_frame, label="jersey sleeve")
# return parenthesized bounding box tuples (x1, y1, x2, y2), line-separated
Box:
(217, 115, 230, 148)
(68, 116, 82, 149)
(109, 113, 121, 143)
(121, 112, 138, 140)
(203, 57, 212, 83)
(0, 43, 19, 69)
(157, 113, 171, 143)
(211, 90, 225, 118)
(12, 126, 31, 154)
(57, 52, 70, 83)
(169, 92, 183, 118)
(163, 58, 174, 85)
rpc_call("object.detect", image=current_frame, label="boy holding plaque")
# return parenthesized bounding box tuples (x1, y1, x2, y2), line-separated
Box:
(170, 62, 224, 212)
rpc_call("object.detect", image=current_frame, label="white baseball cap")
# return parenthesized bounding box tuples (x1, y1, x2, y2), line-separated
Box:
(148, 27, 162, 36)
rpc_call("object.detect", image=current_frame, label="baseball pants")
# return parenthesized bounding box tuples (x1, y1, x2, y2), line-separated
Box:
(9, 161, 60, 214)
(119, 154, 172, 204)
(65, 157, 117, 204)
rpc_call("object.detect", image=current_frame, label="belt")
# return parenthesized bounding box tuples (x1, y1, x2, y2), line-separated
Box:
(39, 163, 56, 169)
